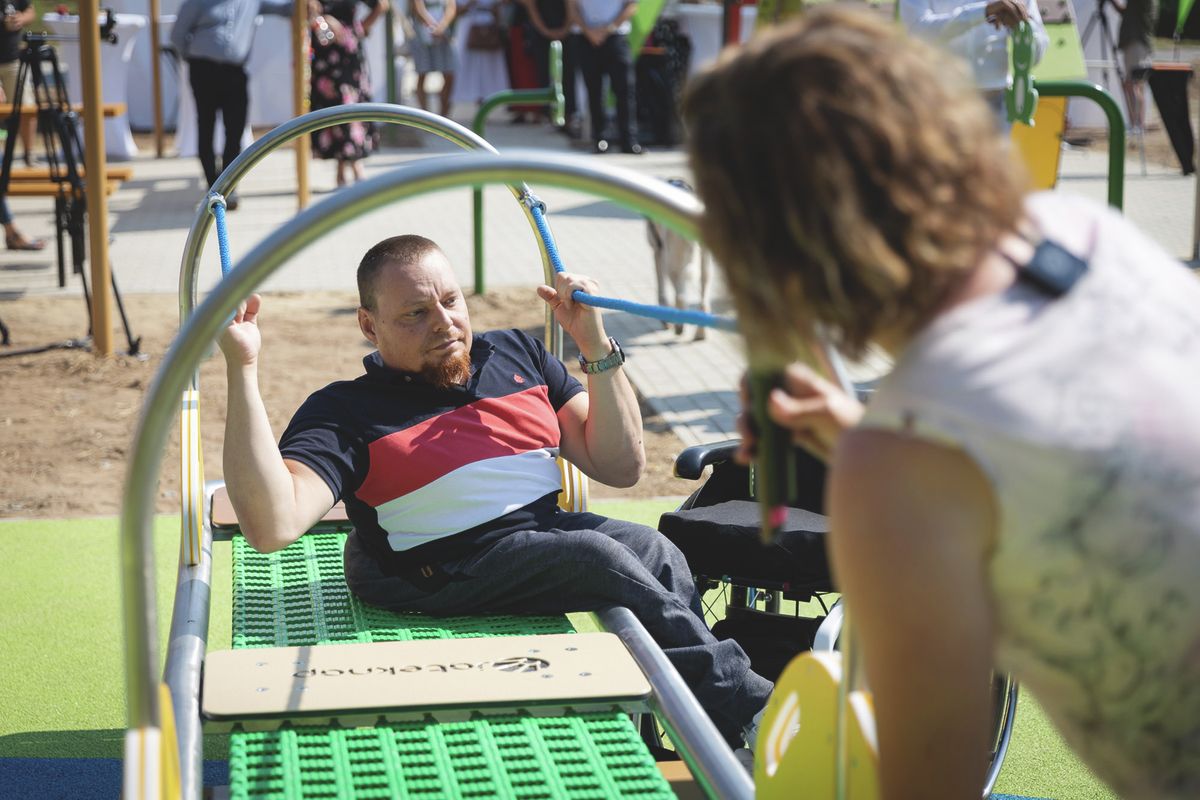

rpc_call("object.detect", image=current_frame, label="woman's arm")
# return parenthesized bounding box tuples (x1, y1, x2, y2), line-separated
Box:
(520, 0, 554, 37)
(899, 0, 991, 42)
(437, 0, 457, 34)
(1025, 0, 1050, 64)
(411, 0, 438, 31)
(829, 427, 998, 800)
(361, 0, 390, 36)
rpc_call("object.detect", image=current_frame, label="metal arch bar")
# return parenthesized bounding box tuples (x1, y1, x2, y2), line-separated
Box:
(124, 151, 701, 732)
(597, 607, 754, 800)
(167, 104, 558, 797)
(177, 103, 561, 323)
(1032, 80, 1125, 210)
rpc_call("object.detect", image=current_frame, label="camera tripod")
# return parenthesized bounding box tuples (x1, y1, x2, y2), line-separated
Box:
(1079, 0, 1147, 170)
(0, 12, 142, 357)
(1081, 0, 1127, 89)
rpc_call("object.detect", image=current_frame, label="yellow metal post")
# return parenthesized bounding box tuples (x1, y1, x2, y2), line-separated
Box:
(79, 0, 113, 356)
(293, 0, 310, 209)
(149, 0, 164, 157)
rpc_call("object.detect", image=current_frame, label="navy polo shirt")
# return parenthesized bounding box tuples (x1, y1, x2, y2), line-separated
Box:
(279, 329, 585, 571)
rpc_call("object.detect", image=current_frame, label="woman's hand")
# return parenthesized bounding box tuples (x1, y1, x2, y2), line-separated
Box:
(984, 0, 1029, 29)
(735, 361, 864, 464)
(536, 273, 609, 362)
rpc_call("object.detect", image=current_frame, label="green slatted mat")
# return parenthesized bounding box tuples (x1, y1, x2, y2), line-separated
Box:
(229, 714, 671, 799)
(227, 532, 674, 799)
(232, 532, 576, 648)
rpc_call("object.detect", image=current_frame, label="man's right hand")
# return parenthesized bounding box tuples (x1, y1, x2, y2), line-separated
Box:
(984, 0, 1029, 29)
(735, 362, 865, 464)
(219, 293, 263, 368)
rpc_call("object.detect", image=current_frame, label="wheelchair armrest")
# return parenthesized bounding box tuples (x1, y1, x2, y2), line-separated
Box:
(674, 438, 741, 480)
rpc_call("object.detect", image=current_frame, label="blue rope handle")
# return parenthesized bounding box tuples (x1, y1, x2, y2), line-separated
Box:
(527, 198, 738, 333)
(207, 192, 234, 279)
(206, 189, 736, 332)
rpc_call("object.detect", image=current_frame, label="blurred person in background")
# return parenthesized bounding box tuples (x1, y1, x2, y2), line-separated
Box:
(1, 0, 37, 166)
(899, 0, 1047, 130)
(519, 0, 570, 125)
(409, 0, 457, 117)
(569, 0, 640, 153)
(1113, 0, 1157, 135)
(172, 0, 294, 207)
(310, 0, 389, 186)
(452, 0, 509, 109)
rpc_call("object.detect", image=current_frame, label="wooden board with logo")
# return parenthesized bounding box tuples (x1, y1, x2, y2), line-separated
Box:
(203, 633, 652, 726)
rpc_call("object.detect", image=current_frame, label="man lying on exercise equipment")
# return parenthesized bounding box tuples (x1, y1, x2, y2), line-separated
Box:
(218, 233, 773, 755)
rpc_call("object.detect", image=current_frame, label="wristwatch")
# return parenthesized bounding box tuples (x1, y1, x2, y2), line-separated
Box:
(578, 337, 625, 374)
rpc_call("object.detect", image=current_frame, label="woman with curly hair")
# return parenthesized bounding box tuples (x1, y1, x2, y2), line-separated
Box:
(684, 8, 1200, 798)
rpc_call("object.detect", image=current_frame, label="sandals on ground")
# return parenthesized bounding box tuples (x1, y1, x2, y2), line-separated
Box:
(6, 236, 46, 251)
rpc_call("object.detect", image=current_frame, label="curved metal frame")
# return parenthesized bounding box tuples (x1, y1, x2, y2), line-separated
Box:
(126, 151, 739, 797)
(179, 104, 561, 326)
(166, 105, 579, 799)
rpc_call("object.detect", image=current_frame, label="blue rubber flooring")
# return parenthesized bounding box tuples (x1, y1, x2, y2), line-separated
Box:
(0, 758, 228, 799)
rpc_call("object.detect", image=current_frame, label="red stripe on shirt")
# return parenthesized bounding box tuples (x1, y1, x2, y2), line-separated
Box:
(355, 384, 562, 506)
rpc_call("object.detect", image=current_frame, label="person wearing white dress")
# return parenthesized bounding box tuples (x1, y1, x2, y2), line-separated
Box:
(453, 0, 512, 106)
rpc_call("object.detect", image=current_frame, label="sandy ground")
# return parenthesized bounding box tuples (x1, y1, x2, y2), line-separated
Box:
(0, 287, 689, 519)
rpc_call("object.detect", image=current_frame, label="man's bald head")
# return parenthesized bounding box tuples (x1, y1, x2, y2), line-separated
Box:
(357, 235, 444, 311)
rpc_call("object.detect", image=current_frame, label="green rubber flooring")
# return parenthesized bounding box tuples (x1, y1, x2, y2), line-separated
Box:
(228, 531, 673, 800)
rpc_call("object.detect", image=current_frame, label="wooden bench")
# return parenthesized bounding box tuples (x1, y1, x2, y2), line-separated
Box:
(4, 170, 131, 288)
(0, 102, 126, 118)
(4, 164, 135, 182)
(5, 179, 122, 196)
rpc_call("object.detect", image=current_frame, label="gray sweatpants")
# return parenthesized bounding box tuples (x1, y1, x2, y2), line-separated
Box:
(344, 510, 774, 744)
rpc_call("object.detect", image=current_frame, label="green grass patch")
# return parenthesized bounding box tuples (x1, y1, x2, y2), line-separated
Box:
(0, 515, 231, 760)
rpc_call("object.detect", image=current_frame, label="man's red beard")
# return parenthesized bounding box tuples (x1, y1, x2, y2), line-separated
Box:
(421, 348, 472, 389)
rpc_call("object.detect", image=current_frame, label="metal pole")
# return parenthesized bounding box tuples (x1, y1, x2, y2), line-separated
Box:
(293, 0, 311, 209)
(597, 607, 753, 800)
(385, 7, 397, 105)
(79, 0, 114, 357)
(1193, 77, 1200, 261)
(470, 88, 556, 295)
(149, 0, 164, 157)
(1035, 79, 1126, 210)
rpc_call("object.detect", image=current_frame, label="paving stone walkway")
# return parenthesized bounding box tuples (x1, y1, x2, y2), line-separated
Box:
(2, 109, 1193, 449)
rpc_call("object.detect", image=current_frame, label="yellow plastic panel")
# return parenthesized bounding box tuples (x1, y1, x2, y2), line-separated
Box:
(756, 651, 879, 799)
(1013, 97, 1068, 189)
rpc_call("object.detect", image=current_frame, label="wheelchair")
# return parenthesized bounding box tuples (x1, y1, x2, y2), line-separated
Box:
(654, 438, 1019, 798)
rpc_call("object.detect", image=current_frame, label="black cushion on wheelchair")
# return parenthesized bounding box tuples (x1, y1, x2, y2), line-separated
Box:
(658, 499, 832, 590)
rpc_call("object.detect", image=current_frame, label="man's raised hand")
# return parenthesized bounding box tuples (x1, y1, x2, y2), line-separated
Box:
(219, 293, 264, 368)
(536, 273, 610, 361)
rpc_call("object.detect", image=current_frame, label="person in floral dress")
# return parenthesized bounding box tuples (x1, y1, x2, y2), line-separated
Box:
(310, 0, 389, 185)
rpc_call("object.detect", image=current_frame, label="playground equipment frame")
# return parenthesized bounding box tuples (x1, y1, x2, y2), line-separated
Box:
(127, 118, 749, 797)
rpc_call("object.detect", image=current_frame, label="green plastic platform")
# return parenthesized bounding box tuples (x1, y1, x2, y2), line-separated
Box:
(226, 531, 675, 799)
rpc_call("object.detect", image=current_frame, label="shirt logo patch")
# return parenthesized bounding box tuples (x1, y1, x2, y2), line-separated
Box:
(513, 373, 526, 384)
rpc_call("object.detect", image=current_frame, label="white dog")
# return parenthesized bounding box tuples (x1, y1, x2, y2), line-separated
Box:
(646, 179, 712, 341)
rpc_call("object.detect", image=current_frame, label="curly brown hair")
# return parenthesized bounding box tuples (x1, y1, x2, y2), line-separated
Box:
(682, 6, 1027, 360)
